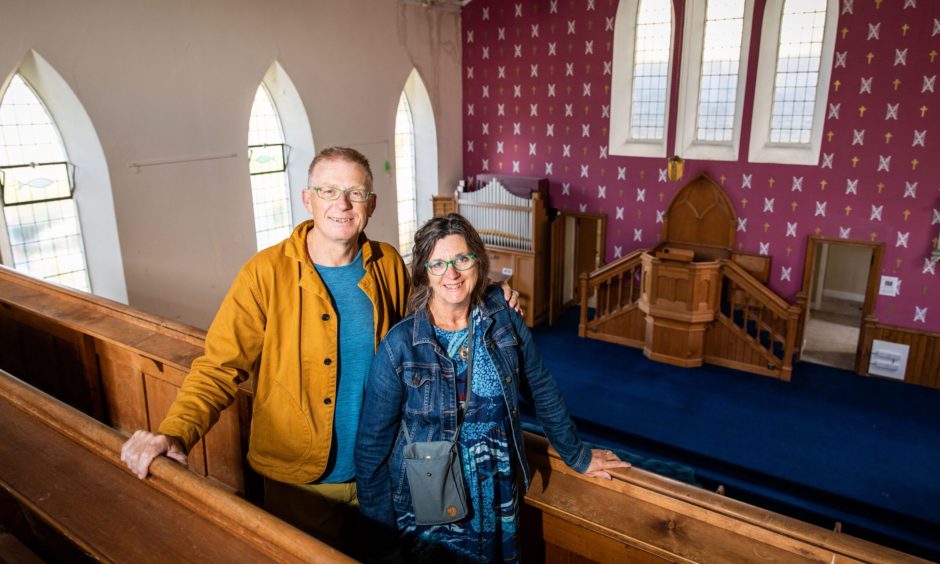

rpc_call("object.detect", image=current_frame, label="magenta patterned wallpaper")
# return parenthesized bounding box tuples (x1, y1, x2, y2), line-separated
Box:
(461, 0, 939, 333)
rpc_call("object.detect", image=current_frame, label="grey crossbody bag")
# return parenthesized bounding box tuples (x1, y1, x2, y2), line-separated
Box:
(400, 318, 474, 525)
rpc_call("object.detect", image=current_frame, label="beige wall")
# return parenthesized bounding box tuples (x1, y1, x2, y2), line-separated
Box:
(0, 0, 462, 328)
(824, 244, 871, 300)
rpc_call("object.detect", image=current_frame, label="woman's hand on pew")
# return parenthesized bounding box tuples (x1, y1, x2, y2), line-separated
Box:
(120, 430, 188, 479)
(583, 449, 632, 480)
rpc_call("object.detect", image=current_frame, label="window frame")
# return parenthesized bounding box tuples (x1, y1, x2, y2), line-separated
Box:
(609, 0, 675, 158)
(674, 0, 755, 161)
(747, 0, 838, 165)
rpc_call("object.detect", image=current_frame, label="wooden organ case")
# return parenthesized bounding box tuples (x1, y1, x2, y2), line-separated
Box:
(434, 174, 553, 327)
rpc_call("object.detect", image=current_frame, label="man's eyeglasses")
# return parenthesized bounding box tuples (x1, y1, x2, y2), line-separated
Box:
(308, 185, 373, 202)
(425, 253, 477, 276)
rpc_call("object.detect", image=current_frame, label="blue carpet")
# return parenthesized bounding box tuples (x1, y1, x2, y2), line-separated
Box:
(528, 308, 940, 560)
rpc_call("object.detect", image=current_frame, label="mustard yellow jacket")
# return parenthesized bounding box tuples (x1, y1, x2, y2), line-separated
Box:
(159, 221, 411, 483)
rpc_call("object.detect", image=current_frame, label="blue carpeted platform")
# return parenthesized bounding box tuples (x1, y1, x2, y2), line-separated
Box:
(527, 308, 940, 560)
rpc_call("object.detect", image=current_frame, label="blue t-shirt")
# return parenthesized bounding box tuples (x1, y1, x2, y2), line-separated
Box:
(315, 248, 374, 482)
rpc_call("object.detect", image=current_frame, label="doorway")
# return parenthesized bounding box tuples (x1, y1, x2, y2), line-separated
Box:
(799, 238, 882, 371)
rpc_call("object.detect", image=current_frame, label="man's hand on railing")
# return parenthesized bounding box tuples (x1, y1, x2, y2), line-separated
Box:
(120, 430, 187, 479)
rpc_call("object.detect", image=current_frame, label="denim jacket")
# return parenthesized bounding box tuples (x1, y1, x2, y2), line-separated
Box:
(355, 285, 591, 530)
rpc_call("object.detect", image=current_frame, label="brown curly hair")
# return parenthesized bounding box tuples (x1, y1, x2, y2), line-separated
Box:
(409, 214, 491, 313)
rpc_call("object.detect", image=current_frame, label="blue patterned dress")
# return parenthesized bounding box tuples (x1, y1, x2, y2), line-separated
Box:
(396, 312, 521, 563)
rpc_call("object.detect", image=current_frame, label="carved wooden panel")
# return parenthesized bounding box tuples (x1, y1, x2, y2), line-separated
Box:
(663, 174, 736, 253)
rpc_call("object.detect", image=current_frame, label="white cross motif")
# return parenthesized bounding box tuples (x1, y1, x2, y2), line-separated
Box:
(585, 41, 594, 55)
(877, 155, 891, 172)
(482, 7, 489, 20)
(656, 210, 665, 224)
(497, 104, 505, 116)
(582, 83, 592, 96)
(896, 231, 909, 248)
(895, 49, 908, 66)
(867, 23, 880, 40)
(839, 227, 851, 239)
(904, 0, 917, 8)
(568, 20, 576, 34)
(737, 218, 747, 232)
(786, 223, 798, 238)
(498, 66, 506, 79)
(742, 174, 752, 189)
(658, 168, 668, 182)
(482, 159, 489, 171)
(602, 104, 610, 118)
(496, 141, 504, 154)
(513, 44, 522, 58)
(912, 130, 926, 147)
(923, 258, 937, 275)
(852, 129, 865, 145)
(886, 103, 899, 120)
(530, 65, 538, 78)
(482, 123, 489, 135)
(860, 77, 873, 94)
(932, 208, 940, 225)
(550, 0, 558, 14)
(764, 198, 775, 213)
(565, 104, 574, 117)
(514, 3, 522, 17)
(615, 206, 624, 220)
(597, 185, 606, 199)
(531, 24, 539, 38)
(636, 188, 646, 202)
(842, 0, 854, 14)
(548, 42, 557, 56)
(467, 67, 474, 79)
(582, 124, 590, 137)
(467, 104, 474, 116)
(545, 162, 553, 175)
(603, 61, 612, 75)
(904, 182, 917, 199)
(546, 124, 554, 136)
(467, 140, 474, 153)
(498, 27, 506, 41)
(580, 164, 589, 178)
(513, 122, 521, 135)
(633, 229, 643, 242)
(923, 75, 936, 93)
(914, 307, 927, 324)
(512, 161, 520, 173)
(822, 153, 834, 168)
(482, 47, 490, 60)
(530, 104, 538, 117)
(871, 205, 883, 221)
(780, 267, 792, 282)
(579, 203, 587, 212)
(548, 84, 556, 97)
(467, 30, 474, 43)
(562, 182, 571, 195)
(599, 146, 608, 159)
(791, 177, 803, 192)
(759, 242, 770, 256)
(566, 63, 575, 77)
(828, 103, 841, 119)
(605, 17, 614, 32)
(562, 144, 571, 157)
(513, 85, 521, 97)
(815, 202, 827, 217)
(614, 246, 623, 259)
(481, 85, 489, 98)
(587, 0, 595, 10)
(846, 179, 858, 195)
(935, 18, 940, 36)
(618, 167, 626, 180)
(528, 143, 537, 156)
(835, 52, 847, 69)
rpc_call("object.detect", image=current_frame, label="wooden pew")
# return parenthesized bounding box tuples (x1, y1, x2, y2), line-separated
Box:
(0, 368, 351, 563)
(0, 265, 929, 563)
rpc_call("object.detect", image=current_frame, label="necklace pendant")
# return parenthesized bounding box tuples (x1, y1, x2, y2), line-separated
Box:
(458, 346, 469, 362)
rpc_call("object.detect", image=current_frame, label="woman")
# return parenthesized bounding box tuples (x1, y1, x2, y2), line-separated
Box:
(356, 214, 628, 562)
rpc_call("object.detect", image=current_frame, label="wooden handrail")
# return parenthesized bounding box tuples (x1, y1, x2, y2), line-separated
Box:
(581, 248, 646, 283)
(719, 259, 795, 317)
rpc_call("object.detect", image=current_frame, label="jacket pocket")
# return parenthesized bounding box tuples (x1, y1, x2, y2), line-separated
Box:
(402, 365, 437, 415)
(492, 325, 521, 376)
(248, 382, 312, 464)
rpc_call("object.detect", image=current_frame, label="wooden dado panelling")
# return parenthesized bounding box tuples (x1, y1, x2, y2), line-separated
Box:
(859, 318, 940, 389)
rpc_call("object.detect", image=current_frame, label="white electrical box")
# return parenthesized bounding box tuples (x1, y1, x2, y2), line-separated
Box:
(869, 340, 909, 380)
(879, 276, 900, 297)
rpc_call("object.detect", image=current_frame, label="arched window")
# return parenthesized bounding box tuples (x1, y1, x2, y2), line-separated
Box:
(0, 75, 90, 291)
(248, 83, 292, 250)
(609, 0, 674, 157)
(395, 91, 417, 263)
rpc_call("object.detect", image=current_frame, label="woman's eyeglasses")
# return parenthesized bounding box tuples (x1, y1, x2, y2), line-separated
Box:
(425, 253, 477, 276)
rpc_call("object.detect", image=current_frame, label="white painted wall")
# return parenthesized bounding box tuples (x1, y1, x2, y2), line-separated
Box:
(0, 0, 462, 328)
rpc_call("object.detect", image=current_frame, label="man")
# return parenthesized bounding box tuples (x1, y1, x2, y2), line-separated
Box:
(120, 147, 517, 552)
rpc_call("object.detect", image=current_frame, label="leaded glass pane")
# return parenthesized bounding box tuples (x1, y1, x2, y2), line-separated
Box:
(395, 92, 417, 264)
(770, 0, 826, 144)
(1, 162, 73, 205)
(248, 144, 286, 174)
(248, 84, 292, 250)
(696, 0, 745, 142)
(630, 0, 671, 140)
